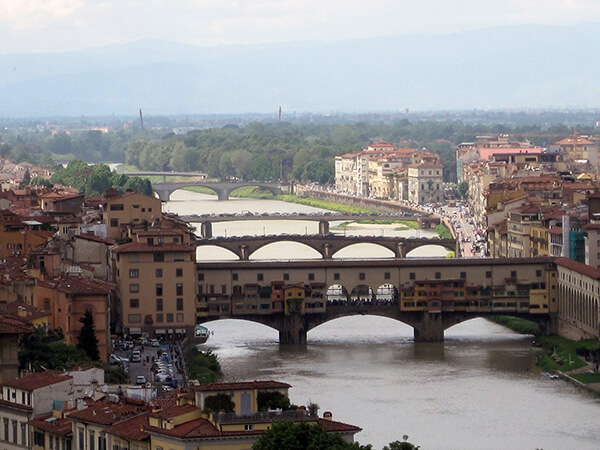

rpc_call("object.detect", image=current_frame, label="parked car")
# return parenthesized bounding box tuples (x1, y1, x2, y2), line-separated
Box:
(131, 350, 142, 363)
(135, 376, 146, 385)
(150, 339, 160, 347)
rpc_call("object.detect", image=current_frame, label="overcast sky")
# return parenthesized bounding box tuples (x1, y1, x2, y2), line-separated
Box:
(1, 0, 600, 54)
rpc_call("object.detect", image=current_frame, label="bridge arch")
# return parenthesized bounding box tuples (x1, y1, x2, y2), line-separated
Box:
(248, 241, 323, 260)
(349, 284, 375, 303)
(405, 243, 454, 257)
(376, 284, 398, 304)
(331, 242, 396, 259)
(196, 245, 240, 261)
(326, 284, 349, 304)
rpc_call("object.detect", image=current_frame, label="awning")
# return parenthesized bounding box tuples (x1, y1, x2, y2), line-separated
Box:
(175, 328, 186, 334)
(155, 329, 166, 335)
(129, 327, 142, 335)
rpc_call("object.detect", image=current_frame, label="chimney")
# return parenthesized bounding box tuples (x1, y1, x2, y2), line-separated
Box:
(323, 411, 333, 421)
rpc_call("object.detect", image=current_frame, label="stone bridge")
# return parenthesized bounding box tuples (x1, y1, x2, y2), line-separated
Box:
(152, 180, 290, 201)
(198, 305, 553, 344)
(195, 235, 458, 259)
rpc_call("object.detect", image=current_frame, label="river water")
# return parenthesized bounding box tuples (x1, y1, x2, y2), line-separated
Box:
(165, 190, 600, 450)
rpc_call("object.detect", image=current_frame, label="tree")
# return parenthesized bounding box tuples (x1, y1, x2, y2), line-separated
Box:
(19, 169, 31, 188)
(77, 309, 100, 361)
(257, 391, 291, 411)
(382, 440, 419, 450)
(252, 421, 372, 450)
(203, 393, 235, 413)
(457, 181, 468, 198)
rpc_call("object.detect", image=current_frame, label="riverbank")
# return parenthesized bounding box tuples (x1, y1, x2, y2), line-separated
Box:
(186, 347, 222, 383)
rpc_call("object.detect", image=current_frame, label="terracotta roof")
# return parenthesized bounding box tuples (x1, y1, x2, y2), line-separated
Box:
(136, 230, 184, 236)
(0, 314, 34, 334)
(548, 227, 563, 235)
(53, 276, 115, 295)
(69, 401, 147, 425)
(29, 415, 73, 436)
(75, 234, 115, 245)
(3, 302, 50, 322)
(149, 404, 198, 419)
(317, 417, 362, 433)
(1, 371, 71, 391)
(555, 257, 600, 280)
(104, 412, 150, 441)
(112, 242, 195, 253)
(193, 381, 291, 392)
(555, 136, 596, 146)
(145, 418, 220, 438)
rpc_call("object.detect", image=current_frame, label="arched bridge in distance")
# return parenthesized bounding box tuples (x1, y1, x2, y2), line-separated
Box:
(195, 235, 459, 259)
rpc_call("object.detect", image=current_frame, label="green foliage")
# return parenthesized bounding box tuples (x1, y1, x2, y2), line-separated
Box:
(571, 372, 600, 383)
(30, 177, 53, 187)
(457, 181, 468, 198)
(535, 335, 594, 371)
(231, 186, 275, 199)
(103, 365, 129, 384)
(187, 348, 222, 383)
(19, 327, 91, 371)
(51, 160, 152, 195)
(203, 393, 235, 413)
(19, 169, 31, 188)
(487, 316, 540, 335)
(77, 310, 100, 361)
(275, 195, 374, 213)
(252, 421, 372, 450)
(435, 224, 453, 239)
(257, 391, 291, 411)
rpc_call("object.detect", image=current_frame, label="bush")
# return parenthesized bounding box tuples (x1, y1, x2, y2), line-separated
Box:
(187, 348, 222, 383)
(257, 391, 291, 411)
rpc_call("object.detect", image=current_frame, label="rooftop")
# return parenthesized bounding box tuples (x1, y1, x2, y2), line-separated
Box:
(1, 371, 71, 392)
(68, 400, 147, 426)
(112, 242, 195, 253)
(193, 380, 291, 392)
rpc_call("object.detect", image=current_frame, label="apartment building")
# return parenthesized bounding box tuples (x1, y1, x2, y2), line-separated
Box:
(111, 229, 196, 337)
(407, 151, 443, 204)
(103, 192, 163, 240)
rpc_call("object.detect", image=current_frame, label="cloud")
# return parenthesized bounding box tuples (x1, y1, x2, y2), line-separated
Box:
(0, 0, 83, 30)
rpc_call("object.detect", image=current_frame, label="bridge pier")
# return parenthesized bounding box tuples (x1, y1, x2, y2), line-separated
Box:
(323, 243, 332, 259)
(279, 315, 307, 345)
(318, 220, 330, 236)
(396, 243, 406, 258)
(200, 222, 213, 239)
(217, 190, 230, 201)
(412, 313, 445, 342)
(240, 244, 250, 260)
(154, 188, 171, 202)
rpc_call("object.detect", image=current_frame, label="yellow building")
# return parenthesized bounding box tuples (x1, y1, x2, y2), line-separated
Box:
(103, 192, 163, 240)
(111, 229, 197, 337)
(283, 283, 305, 315)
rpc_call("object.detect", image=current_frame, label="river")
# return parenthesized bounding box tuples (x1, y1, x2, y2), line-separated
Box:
(165, 190, 600, 450)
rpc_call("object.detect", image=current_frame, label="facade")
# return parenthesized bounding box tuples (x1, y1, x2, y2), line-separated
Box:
(0, 372, 74, 450)
(103, 192, 163, 240)
(111, 229, 196, 337)
(407, 163, 443, 204)
(0, 316, 32, 384)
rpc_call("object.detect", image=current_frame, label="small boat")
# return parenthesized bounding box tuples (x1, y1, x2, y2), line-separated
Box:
(194, 324, 210, 344)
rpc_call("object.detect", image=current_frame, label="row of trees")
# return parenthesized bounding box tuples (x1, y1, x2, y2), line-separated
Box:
(2, 119, 589, 185)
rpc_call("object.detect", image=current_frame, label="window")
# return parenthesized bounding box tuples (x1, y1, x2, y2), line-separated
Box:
(33, 432, 45, 448)
(156, 313, 163, 323)
(3, 418, 8, 442)
(511, 270, 517, 278)
(129, 284, 139, 293)
(89, 431, 95, 450)
(334, 273, 340, 280)
(98, 436, 106, 450)
(460, 272, 466, 279)
(110, 218, 118, 227)
(221, 285, 227, 294)
(209, 285, 215, 294)
(435, 272, 441, 279)
(78, 429, 84, 450)
(283, 273, 289, 281)
(232, 273, 238, 281)
(536, 270, 542, 277)
(244, 424, 253, 431)
(147, 238, 154, 246)
(384, 272, 390, 280)
(109, 204, 124, 211)
(44, 298, 50, 310)
(176, 268, 183, 277)
(176, 284, 183, 296)
(409, 272, 416, 280)
(173, 252, 184, 261)
(20, 423, 26, 446)
(156, 269, 163, 278)
(166, 313, 173, 323)
(130, 298, 139, 308)
(485, 271, 492, 279)
(257, 273, 263, 281)
(128, 314, 141, 323)
(308, 273, 315, 281)
(156, 284, 163, 296)
(176, 298, 183, 311)
(176, 313, 184, 322)
(156, 298, 163, 311)
(198, 273, 204, 281)
(153, 252, 164, 262)
(359, 273, 365, 280)
(129, 269, 139, 278)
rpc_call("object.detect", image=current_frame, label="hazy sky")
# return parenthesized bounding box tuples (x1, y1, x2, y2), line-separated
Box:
(1, 0, 600, 54)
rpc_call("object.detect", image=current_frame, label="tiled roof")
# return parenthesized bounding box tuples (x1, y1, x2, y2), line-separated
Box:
(3, 302, 50, 322)
(193, 381, 291, 392)
(555, 136, 596, 146)
(136, 230, 184, 236)
(104, 412, 150, 441)
(149, 404, 198, 419)
(145, 418, 220, 438)
(555, 257, 600, 280)
(52, 276, 115, 295)
(112, 242, 195, 253)
(317, 418, 362, 433)
(75, 233, 115, 245)
(29, 415, 73, 436)
(0, 314, 34, 334)
(69, 401, 147, 425)
(1, 371, 71, 391)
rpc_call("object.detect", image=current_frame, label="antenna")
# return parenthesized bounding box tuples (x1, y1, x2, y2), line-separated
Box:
(139, 108, 144, 130)
(278, 106, 282, 123)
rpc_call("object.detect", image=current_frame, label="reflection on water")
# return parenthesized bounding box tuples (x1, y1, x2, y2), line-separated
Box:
(170, 191, 600, 449)
(200, 317, 600, 450)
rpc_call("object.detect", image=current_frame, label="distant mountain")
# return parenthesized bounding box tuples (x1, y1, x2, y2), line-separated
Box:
(1, 23, 600, 116)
